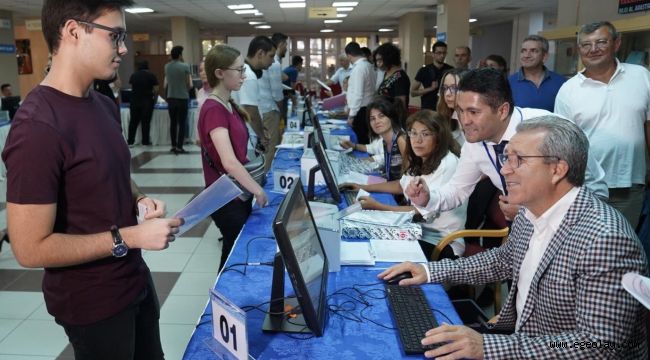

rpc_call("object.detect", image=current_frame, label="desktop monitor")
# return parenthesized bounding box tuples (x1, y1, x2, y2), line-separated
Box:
(307, 110, 328, 150)
(307, 138, 341, 203)
(262, 179, 329, 336)
(302, 95, 313, 127)
(1, 96, 20, 120)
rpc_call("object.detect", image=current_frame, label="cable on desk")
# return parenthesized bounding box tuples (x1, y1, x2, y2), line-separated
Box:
(432, 308, 453, 325)
(326, 281, 395, 330)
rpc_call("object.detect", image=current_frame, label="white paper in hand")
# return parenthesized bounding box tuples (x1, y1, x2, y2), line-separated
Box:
(174, 175, 242, 236)
(622, 272, 650, 310)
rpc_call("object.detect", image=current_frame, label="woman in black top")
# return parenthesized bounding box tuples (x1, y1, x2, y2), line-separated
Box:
(375, 43, 410, 127)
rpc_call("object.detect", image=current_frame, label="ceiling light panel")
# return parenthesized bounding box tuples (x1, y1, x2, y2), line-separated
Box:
(227, 4, 254, 10)
(279, 2, 306, 8)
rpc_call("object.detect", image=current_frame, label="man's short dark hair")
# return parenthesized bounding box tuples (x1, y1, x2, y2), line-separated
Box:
(345, 42, 363, 57)
(246, 36, 276, 58)
(291, 55, 303, 67)
(137, 60, 149, 70)
(432, 41, 447, 53)
(361, 47, 371, 59)
(375, 42, 401, 68)
(171, 45, 184, 60)
(41, 0, 134, 54)
(1, 84, 10, 91)
(271, 33, 288, 47)
(458, 68, 514, 115)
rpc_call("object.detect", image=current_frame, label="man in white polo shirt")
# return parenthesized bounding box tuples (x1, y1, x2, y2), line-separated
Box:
(555, 21, 650, 228)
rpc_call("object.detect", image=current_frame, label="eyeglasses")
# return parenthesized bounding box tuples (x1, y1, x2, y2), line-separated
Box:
(407, 130, 434, 140)
(578, 39, 610, 52)
(441, 85, 458, 94)
(224, 66, 246, 75)
(497, 153, 560, 169)
(74, 19, 127, 49)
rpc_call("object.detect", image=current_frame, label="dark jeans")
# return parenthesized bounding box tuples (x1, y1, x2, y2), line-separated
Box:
(128, 100, 155, 145)
(464, 178, 499, 243)
(57, 273, 163, 360)
(167, 98, 188, 149)
(352, 106, 369, 145)
(211, 198, 253, 271)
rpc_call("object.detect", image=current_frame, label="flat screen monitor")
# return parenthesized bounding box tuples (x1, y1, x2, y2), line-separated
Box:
(307, 110, 328, 150)
(308, 138, 341, 203)
(1, 96, 20, 120)
(262, 179, 329, 336)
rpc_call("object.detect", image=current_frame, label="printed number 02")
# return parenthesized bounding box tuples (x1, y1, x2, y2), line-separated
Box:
(219, 315, 237, 351)
(279, 176, 294, 190)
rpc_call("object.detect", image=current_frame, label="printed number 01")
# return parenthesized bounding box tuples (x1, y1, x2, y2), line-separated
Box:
(279, 175, 294, 189)
(219, 315, 237, 351)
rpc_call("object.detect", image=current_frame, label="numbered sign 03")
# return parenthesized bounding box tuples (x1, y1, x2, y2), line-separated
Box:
(210, 290, 249, 360)
(273, 170, 300, 193)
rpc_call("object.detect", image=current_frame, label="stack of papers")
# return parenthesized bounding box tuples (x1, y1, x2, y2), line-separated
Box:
(341, 241, 375, 265)
(622, 272, 650, 309)
(369, 239, 427, 263)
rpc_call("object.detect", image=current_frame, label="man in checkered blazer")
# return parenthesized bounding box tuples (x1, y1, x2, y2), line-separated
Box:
(381, 116, 648, 359)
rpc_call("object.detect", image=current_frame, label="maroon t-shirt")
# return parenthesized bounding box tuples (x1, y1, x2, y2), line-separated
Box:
(1, 85, 148, 326)
(198, 99, 250, 186)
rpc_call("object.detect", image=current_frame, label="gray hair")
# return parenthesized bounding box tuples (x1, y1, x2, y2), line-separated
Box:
(516, 115, 588, 186)
(523, 35, 549, 53)
(578, 21, 619, 43)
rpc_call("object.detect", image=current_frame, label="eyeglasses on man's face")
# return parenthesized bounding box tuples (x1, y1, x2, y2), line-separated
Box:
(407, 130, 434, 140)
(578, 39, 610, 52)
(497, 153, 560, 169)
(74, 19, 127, 49)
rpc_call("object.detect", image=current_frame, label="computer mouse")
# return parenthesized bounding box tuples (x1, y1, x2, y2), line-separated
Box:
(386, 271, 413, 285)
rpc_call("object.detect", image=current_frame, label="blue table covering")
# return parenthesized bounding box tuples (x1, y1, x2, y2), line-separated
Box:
(182, 122, 462, 360)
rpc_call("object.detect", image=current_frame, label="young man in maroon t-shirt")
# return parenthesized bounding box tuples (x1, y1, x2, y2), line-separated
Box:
(1, 1, 183, 359)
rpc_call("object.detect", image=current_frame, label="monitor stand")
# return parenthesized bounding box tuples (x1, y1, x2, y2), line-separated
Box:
(306, 165, 337, 205)
(262, 253, 313, 334)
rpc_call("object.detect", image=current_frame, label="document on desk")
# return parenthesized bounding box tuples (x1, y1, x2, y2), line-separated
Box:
(340, 241, 375, 265)
(370, 239, 427, 263)
(173, 175, 242, 236)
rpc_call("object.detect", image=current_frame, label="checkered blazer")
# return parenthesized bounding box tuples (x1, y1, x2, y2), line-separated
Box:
(426, 187, 648, 359)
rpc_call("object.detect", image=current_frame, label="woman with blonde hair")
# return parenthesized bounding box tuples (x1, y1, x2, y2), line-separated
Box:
(199, 45, 268, 270)
(436, 68, 468, 146)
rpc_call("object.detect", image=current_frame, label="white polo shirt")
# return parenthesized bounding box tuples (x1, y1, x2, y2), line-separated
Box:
(555, 60, 650, 188)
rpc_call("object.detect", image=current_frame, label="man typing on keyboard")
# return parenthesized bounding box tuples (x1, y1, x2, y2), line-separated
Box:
(380, 117, 647, 359)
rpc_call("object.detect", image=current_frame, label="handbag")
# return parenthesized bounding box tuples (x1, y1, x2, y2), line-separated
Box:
(201, 95, 267, 200)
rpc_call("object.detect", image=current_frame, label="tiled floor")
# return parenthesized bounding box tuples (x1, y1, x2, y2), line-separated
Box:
(0, 144, 222, 360)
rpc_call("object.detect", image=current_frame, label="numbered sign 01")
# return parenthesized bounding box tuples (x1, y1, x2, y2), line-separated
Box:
(273, 170, 300, 193)
(209, 289, 248, 360)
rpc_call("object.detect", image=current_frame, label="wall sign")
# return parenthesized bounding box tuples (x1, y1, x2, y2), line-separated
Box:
(618, 0, 650, 13)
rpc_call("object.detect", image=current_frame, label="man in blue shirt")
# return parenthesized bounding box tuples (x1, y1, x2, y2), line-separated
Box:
(508, 35, 565, 112)
(283, 55, 303, 89)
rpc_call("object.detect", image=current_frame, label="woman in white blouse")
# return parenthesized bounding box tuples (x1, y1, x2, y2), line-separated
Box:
(340, 110, 466, 259)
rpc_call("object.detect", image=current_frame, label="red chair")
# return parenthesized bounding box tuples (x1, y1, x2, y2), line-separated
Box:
(407, 105, 421, 115)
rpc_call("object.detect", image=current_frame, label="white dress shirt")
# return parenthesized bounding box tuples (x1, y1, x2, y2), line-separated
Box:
(257, 55, 285, 115)
(231, 63, 259, 108)
(346, 58, 376, 118)
(413, 107, 608, 219)
(330, 66, 351, 85)
(516, 186, 580, 330)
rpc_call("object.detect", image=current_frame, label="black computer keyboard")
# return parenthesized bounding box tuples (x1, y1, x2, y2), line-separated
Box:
(342, 189, 358, 205)
(385, 285, 440, 354)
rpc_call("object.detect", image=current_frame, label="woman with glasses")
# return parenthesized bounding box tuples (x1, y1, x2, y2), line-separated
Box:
(342, 110, 466, 259)
(436, 68, 468, 146)
(198, 44, 268, 271)
(339, 96, 407, 182)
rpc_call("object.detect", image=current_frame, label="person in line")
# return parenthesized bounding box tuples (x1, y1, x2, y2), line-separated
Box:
(509, 35, 565, 112)
(411, 41, 453, 111)
(454, 46, 472, 69)
(343, 110, 465, 259)
(282, 55, 303, 119)
(484, 54, 508, 77)
(2, 1, 183, 358)
(199, 44, 269, 271)
(381, 116, 647, 359)
(375, 42, 411, 126)
(164, 45, 193, 154)
(327, 54, 351, 87)
(345, 42, 376, 145)
(127, 60, 158, 146)
(1, 83, 12, 97)
(555, 21, 650, 229)
(436, 68, 468, 146)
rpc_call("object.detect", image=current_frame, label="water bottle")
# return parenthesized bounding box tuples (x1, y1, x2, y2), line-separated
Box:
(287, 98, 294, 117)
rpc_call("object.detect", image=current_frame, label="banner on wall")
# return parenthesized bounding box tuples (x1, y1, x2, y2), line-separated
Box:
(618, 0, 650, 14)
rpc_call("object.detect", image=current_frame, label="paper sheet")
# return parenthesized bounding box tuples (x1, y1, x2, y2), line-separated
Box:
(173, 175, 242, 236)
(622, 272, 650, 310)
(340, 241, 375, 265)
(370, 239, 427, 263)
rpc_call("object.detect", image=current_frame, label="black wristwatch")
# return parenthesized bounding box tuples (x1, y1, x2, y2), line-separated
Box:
(110, 225, 128, 258)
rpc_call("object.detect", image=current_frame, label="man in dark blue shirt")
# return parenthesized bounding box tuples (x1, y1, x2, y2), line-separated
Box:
(508, 35, 565, 112)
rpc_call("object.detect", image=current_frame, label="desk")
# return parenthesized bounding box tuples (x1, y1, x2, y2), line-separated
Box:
(120, 104, 199, 146)
(182, 120, 461, 359)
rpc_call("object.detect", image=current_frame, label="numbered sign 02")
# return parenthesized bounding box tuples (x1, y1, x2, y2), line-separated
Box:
(273, 170, 300, 193)
(210, 290, 248, 360)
